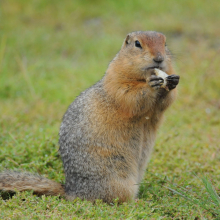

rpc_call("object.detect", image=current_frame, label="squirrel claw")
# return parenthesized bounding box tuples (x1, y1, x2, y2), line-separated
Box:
(166, 74, 180, 90)
(148, 75, 164, 90)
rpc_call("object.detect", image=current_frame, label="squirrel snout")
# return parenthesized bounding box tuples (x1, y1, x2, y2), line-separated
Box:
(153, 55, 164, 64)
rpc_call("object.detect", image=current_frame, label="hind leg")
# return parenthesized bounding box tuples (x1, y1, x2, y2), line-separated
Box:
(65, 176, 138, 203)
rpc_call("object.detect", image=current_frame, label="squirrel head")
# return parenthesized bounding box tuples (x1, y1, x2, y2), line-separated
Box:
(104, 31, 176, 117)
(108, 31, 174, 79)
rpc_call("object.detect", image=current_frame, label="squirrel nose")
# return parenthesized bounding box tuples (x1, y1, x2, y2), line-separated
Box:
(153, 55, 164, 64)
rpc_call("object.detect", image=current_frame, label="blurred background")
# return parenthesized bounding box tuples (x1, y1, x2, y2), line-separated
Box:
(0, 0, 220, 184)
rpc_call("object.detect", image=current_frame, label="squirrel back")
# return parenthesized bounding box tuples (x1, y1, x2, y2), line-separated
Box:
(0, 31, 179, 203)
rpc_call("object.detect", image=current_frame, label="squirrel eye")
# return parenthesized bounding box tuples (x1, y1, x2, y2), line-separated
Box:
(135, 40, 142, 48)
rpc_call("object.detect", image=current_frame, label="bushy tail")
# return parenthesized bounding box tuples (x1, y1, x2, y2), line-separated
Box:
(0, 171, 65, 196)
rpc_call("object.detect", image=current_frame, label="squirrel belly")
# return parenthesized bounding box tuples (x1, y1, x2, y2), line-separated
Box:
(0, 31, 180, 203)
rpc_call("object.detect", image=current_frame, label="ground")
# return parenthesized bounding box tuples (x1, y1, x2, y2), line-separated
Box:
(0, 0, 220, 219)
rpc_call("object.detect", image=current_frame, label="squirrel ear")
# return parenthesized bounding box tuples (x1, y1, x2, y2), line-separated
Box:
(125, 34, 131, 45)
(121, 34, 132, 49)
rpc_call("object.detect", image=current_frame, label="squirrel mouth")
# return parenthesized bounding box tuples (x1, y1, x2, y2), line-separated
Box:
(143, 66, 164, 72)
(146, 66, 161, 70)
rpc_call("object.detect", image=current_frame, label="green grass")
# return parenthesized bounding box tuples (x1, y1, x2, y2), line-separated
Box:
(1, 0, 220, 219)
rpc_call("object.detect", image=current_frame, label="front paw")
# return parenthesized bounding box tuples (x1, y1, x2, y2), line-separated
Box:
(148, 75, 164, 90)
(166, 75, 180, 90)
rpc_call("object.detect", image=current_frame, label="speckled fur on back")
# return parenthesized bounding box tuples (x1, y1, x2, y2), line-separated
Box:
(0, 31, 179, 203)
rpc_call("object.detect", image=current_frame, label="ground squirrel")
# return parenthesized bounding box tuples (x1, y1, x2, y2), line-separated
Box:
(0, 31, 179, 203)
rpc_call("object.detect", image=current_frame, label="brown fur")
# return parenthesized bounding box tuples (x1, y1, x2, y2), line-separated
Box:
(0, 31, 179, 203)
(104, 31, 175, 118)
(0, 171, 65, 196)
